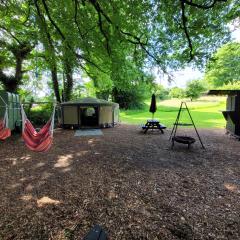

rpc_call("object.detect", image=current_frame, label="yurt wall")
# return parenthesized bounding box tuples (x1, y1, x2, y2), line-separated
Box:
(99, 106, 113, 125)
(113, 106, 119, 124)
(60, 98, 119, 128)
(62, 105, 79, 125)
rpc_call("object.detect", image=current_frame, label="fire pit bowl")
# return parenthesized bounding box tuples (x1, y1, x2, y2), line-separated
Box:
(173, 136, 196, 144)
(171, 136, 196, 149)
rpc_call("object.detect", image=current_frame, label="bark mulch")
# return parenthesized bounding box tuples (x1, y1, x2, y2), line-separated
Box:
(0, 125, 239, 240)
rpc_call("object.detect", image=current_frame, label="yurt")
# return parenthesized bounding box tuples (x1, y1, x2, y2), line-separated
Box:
(59, 97, 119, 128)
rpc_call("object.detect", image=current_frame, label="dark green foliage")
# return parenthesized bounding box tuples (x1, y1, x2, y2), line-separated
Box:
(112, 83, 150, 109)
(96, 91, 110, 101)
(0, 43, 32, 92)
(0, 0, 238, 103)
(27, 104, 53, 126)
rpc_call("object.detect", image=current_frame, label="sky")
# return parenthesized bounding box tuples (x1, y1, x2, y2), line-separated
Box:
(152, 66, 203, 89)
(154, 28, 240, 89)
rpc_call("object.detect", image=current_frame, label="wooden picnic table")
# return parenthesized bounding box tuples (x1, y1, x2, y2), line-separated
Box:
(142, 119, 166, 134)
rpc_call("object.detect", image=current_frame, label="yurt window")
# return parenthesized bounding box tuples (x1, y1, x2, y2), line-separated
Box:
(80, 107, 99, 126)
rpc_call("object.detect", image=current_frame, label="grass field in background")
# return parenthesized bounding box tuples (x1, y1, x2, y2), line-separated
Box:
(120, 96, 226, 128)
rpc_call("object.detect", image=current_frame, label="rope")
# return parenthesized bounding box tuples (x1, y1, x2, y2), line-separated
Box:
(21, 104, 27, 132)
(4, 106, 9, 128)
(50, 105, 56, 137)
(0, 106, 21, 109)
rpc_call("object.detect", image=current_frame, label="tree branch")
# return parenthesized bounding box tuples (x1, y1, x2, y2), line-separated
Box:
(88, 0, 111, 55)
(88, 0, 112, 24)
(96, 9, 111, 55)
(40, 0, 106, 72)
(119, 30, 147, 46)
(0, 26, 22, 45)
(87, 0, 163, 65)
(180, 0, 194, 61)
(73, 0, 93, 56)
(34, 0, 55, 56)
(74, 0, 84, 39)
(183, 0, 227, 9)
(75, 52, 108, 73)
(41, 0, 66, 41)
(22, 0, 31, 25)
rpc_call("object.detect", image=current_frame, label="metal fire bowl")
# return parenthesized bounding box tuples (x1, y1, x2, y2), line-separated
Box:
(173, 136, 196, 144)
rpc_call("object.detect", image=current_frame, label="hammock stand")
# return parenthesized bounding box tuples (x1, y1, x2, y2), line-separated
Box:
(21, 104, 56, 152)
(0, 96, 11, 140)
(0, 91, 55, 152)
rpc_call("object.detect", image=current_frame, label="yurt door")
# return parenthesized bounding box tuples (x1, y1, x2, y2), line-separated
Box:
(79, 106, 99, 127)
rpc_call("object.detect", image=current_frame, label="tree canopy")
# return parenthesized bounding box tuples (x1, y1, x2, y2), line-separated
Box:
(0, 0, 239, 104)
(169, 87, 185, 99)
(204, 42, 240, 88)
(185, 79, 205, 100)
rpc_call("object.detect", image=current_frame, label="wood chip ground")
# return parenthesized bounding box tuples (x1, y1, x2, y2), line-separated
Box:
(0, 125, 239, 239)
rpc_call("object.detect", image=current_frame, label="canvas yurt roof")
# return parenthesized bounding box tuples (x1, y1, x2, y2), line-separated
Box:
(61, 97, 118, 106)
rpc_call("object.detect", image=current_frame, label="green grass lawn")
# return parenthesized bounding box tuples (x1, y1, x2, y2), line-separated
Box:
(120, 96, 226, 128)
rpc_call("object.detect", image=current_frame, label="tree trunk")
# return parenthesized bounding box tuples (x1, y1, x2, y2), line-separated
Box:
(15, 56, 23, 83)
(0, 43, 32, 93)
(51, 64, 61, 103)
(34, 2, 61, 102)
(0, 70, 17, 92)
(63, 60, 73, 101)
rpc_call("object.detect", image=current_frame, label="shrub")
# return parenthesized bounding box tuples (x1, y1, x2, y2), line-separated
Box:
(169, 87, 185, 99)
(27, 104, 53, 126)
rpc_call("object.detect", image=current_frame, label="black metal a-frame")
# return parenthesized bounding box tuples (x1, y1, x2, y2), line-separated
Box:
(169, 102, 205, 149)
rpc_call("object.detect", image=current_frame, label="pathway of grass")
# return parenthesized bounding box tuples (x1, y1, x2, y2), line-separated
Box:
(120, 97, 226, 128)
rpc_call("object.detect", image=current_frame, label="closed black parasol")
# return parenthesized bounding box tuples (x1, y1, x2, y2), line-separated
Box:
(149, 94, 157, 119)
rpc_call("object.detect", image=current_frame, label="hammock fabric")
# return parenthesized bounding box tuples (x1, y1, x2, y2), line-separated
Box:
(0, 109, 11, 140)
(21, 105, 55, 152)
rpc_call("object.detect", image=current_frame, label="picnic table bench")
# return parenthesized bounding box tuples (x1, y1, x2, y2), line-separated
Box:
(142, 119, 166, 134)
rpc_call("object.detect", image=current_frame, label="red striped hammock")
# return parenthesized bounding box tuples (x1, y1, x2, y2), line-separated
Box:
(21, 105, 55, 152)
